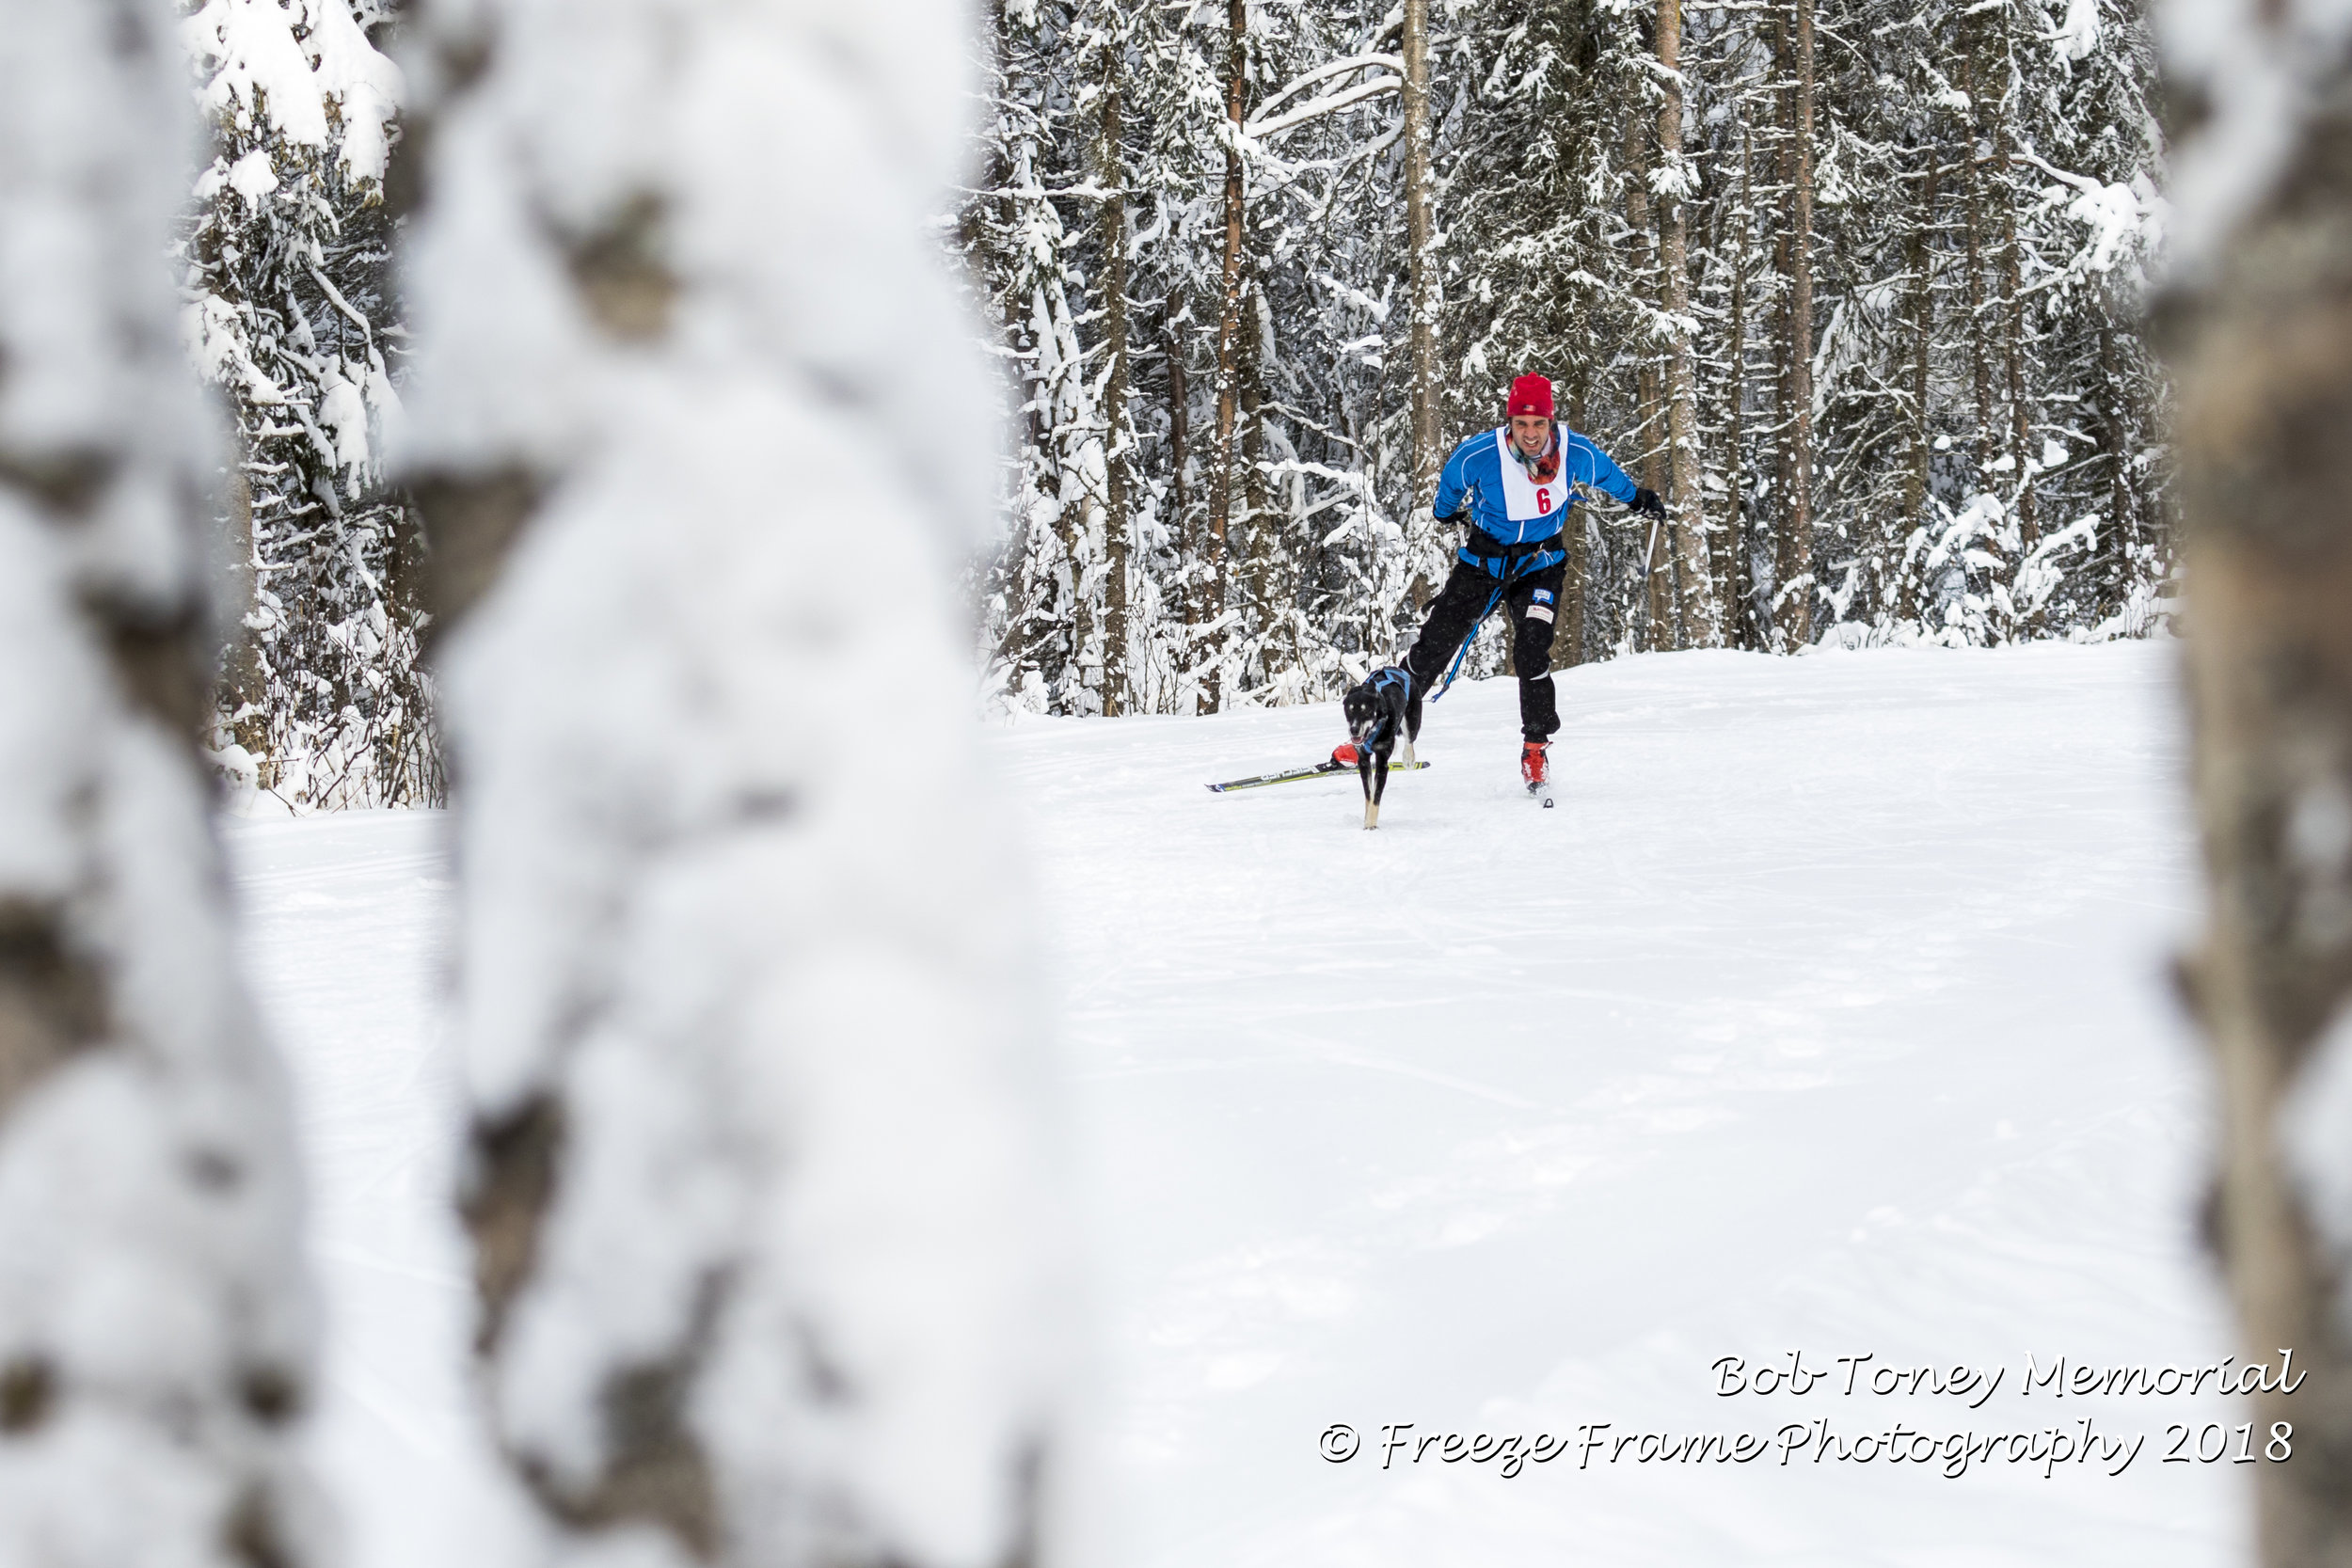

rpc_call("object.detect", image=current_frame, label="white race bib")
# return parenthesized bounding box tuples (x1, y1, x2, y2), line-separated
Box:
(1492, 428, 1571, 524)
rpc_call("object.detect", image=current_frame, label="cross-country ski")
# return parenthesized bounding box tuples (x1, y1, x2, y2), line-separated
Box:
(1206, 754, 1432, 793)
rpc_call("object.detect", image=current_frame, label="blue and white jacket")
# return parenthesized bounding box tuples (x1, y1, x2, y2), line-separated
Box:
(1432, 426, 1640, 576)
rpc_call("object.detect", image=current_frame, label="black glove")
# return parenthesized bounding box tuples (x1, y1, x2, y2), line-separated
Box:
(1630, 487, 1667, 518)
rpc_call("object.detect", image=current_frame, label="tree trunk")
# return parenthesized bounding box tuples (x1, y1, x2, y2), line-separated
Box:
(1097, 65, 1131, 717)
(1958, 43, 1998, 485)
(1771, 20, 1795, 649)
(1167, 302, 1193, 647)
(1992, 60, 2039, 571)
(1657, 0, 1715, 646)
(1403, 0, 1441, 498)
(1725, 114, 1755, 647)
(221, 467, 273, 765)
(402, 2, 1066, 1562)
(1899, 157, 1940, 626)
(0, 3, 322, 1560)
(1564, 513, 1591, 668)
(1779, 0, 1817, 651)
(1241, 282, 1272, 665)
(2166, 73, 2352, 1560)
(2097, 319, 2137, 617)
(1626, 112, 1675, 650)
(1207, 0, 1248, 711)
(1045, 286, 1095, 703)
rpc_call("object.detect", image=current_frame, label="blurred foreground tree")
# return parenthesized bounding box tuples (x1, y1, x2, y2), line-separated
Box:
(397, 1, 1071, 1563)
(0, 0, 323, 1561)
(2167, 0, 2352, 1558)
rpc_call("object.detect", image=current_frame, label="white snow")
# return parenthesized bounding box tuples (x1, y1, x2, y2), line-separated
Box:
(229, 640, 2248, 1568)
(183, 0, 405, 186)
(2054, 0, 2103, 61)
(0, 0, 324, 1557)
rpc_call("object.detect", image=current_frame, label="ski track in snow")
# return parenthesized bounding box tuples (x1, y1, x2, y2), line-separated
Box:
(226, 641, 2239, 1568)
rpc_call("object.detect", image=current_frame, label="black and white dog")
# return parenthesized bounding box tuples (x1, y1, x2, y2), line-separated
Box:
(1340, 665, 1419, 830)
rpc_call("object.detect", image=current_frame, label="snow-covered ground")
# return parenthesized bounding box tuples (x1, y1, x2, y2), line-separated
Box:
(224, 640, 2242, 1568)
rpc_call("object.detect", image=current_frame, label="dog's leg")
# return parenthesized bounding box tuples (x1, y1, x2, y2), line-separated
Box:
(1359, 752, 1377, 830)
(1366, 737, 1391, 829)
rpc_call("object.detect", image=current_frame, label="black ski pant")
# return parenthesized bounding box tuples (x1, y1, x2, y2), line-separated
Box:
(1402, 556, 1568, 741)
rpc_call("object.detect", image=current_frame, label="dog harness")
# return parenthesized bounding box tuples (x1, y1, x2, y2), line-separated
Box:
(1359, 666, 1414, 747)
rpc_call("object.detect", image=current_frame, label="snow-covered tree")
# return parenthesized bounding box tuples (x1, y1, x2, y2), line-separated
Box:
(181, 0, 432, 810)
(0, 1, 324, 1562)
(399, 0, 1070, 1563)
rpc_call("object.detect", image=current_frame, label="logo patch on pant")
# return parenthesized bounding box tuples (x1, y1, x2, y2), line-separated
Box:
(1526, 604, 1555, 623)
(1533, 588, 1556, 605)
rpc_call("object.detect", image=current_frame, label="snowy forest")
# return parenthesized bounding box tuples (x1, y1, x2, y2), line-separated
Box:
(967, 0, 2173, 717)
(181, 0, 2173, 786)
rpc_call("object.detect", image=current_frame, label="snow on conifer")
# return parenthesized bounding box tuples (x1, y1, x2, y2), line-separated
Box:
(0, 0, 324, 1562)
(398, 2, 1069, 1564)
(181, 0, 435, 811)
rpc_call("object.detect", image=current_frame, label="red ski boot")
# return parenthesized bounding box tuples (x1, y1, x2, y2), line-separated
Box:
(1520, 739, 1549, 794)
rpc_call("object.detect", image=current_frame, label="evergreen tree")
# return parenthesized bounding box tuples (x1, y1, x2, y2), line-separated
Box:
(182, 0, 433, 810)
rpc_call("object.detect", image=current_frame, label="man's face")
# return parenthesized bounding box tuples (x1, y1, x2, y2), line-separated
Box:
(1510, 414, 1551, 456)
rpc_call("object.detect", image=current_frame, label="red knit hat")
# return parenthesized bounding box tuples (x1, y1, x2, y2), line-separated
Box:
(1506, 373, 1555, 419)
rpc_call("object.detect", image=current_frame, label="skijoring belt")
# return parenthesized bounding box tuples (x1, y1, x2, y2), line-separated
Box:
(1457, 528, 1565, 581)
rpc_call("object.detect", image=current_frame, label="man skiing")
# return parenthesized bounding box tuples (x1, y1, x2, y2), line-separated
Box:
(1397, 372, 1664, 792)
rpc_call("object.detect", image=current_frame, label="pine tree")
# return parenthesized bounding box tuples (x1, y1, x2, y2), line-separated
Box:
(182, 0, 433, 810)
